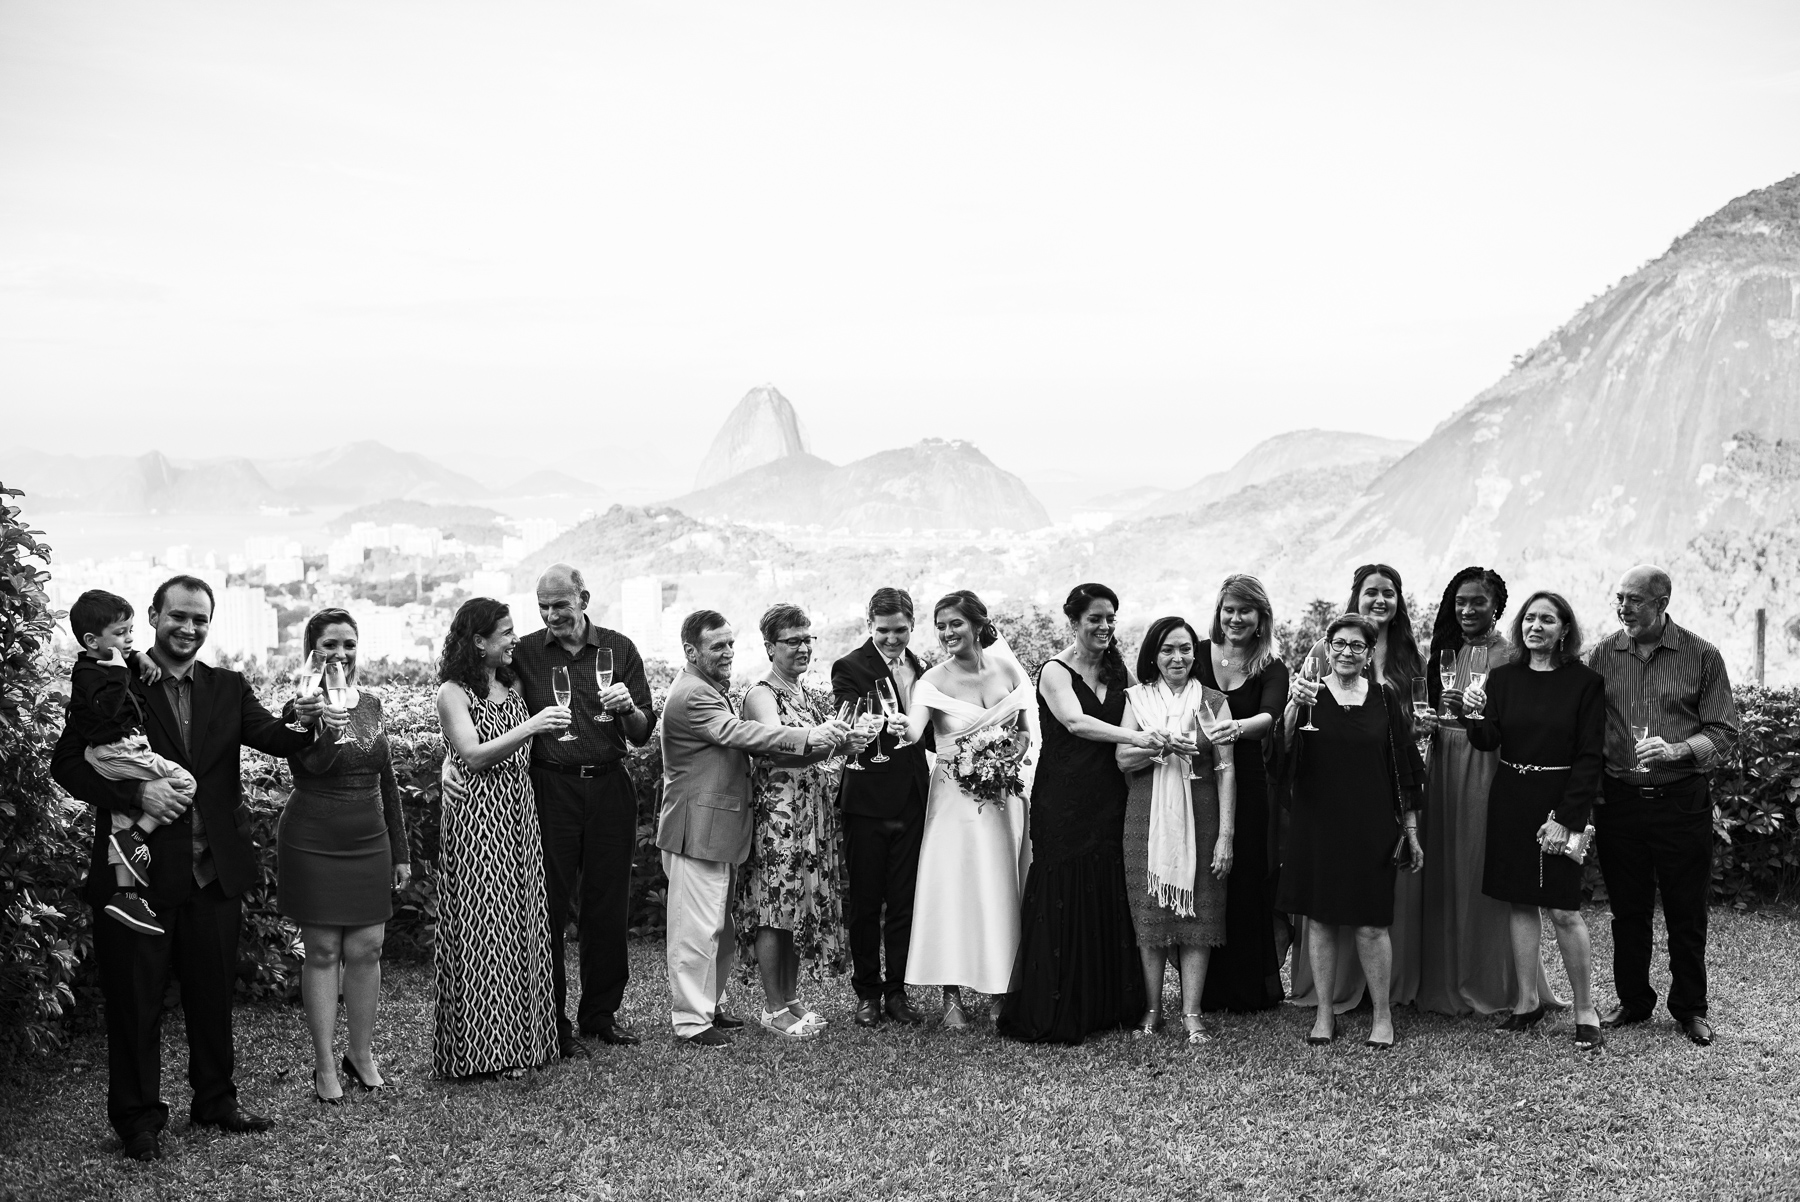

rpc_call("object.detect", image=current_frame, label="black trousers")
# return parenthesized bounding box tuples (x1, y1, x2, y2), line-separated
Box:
(843, 798, 924, 1002)
(94, 880, 240, 1139)
(532, 766, 637, 1035)
(1596, 775, 1713, 1020)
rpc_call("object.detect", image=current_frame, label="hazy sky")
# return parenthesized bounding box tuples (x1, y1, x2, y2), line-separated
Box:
(4, 1, 1798, 490)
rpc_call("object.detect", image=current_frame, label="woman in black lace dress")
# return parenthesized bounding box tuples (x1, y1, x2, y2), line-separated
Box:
(999, 584, 1159, 1044)
(278, 609, 410, 1102)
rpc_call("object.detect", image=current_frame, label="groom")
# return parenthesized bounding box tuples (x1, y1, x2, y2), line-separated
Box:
(830, 587, 934, 1027)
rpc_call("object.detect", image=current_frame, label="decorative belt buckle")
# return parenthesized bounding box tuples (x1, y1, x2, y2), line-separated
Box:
(577, 764, 597, 779)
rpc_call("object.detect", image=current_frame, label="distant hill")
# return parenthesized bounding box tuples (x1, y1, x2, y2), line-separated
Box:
(664, 438, 1051, 533)
(500, 469, 603, 497)
(1140, 430, 1416, 517)
(329, 500, 509, 545)
(693, 385, 809, 489)
(257, 441, 489, 506)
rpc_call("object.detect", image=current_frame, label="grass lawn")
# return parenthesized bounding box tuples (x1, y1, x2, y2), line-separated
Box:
(2, 905, 1796, 1202)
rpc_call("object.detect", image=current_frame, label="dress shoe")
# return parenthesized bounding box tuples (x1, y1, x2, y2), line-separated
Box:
(313, 1070, 342, 1106)
(1679, 1017, 1713, 1047)
(1600, 1005, 1653, 1029)
(677, 1026, 731, 1047)
(1494, 1004, 1548, 1033)
(885, 992, 924, 1026)
(585, 1021, 641, 1047)
(854, 999, 882, 1028)
(121, 1131, 161, 1162)
(1574, 1024, 1605, 1053)
(557, 1032, 591, 1059)
(341, 1054, 384, 1089)
(710, 1012, 745, 1031)
(193, 1105, 274, 1134)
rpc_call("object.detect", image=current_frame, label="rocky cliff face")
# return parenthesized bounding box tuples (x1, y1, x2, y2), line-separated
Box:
(693, 385, 810, 490)
(1141, 430, 1416, 517)
(667, 438, 1051, 533)
(1326, 174, 1800, 581)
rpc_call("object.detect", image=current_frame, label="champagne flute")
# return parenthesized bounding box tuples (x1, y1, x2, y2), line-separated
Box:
(1185, 707, 1211, 781)
(1410, 676, 1431, 724)
(844, 698, 868, 771)
(876, 678, 911, 748)
(322, 661, 351, 740)
(593, 647, 615, 724)
(823, 700, 854, 774)
(1630, 696, 1652, 773)
(1438, 649, 1457, 716)
(1299, 655, 1320, 733)
(551, 665, 577, 741)
(1465, 645, 1490, 719)
(286, 651, 323, 732)
(865, 691, 891, 764)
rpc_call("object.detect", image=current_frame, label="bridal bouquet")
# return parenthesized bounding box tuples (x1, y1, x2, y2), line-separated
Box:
(950, 725, 1025, 812)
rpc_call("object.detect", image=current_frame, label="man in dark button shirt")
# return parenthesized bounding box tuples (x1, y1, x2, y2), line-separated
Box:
(51, 575, 323, 1161)
(505, 563, 657, 1053)
(1584, 565, 1739, 1047)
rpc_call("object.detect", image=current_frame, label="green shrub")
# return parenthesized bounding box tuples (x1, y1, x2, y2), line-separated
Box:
(1708, 685, 1800, 907)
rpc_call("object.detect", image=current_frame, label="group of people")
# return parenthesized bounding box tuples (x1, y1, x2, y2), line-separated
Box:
(51, 557, 1738, 1162)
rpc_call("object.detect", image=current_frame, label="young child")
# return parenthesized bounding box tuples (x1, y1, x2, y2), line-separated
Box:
(66, 589, 196, 936)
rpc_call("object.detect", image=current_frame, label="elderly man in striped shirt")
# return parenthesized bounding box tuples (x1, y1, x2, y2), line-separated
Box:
(1585, 565, 1738, 1047)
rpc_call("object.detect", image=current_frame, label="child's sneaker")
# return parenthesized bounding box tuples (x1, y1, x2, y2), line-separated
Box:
(110, 826, 153, 886)
(104, 890, 165, 936)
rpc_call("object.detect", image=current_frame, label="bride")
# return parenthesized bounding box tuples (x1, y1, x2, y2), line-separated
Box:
(900, 590, 1035, 1029)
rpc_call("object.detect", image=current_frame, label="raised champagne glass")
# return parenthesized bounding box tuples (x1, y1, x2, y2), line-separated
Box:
(876, 678, 911, 749)
(1465, 645, 1490, 720)
(844, 698, 869, 772)
(1630, 695, 1652, 773)
(551, 665, 577, 741)
(1438, 649, 1457, 716)
(1299, 655, 1321, 733)
(824, 700, 854, 773)
(594, 646, 615, 724)
(1411, 676, 1431, 724)
(865, 691, 891, 763)
(287, 651, 324, 732)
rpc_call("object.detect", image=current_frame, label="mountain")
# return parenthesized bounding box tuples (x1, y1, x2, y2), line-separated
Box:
(664, 439, 1052, 533)
(1325, 175, 1800, 580)
(693, 385, 809, 489)
(500, 469, 603, 497)
(1, 448, 283, 512)
(329, 500, 509, 545)
(257, 441, 489, 506)
(1139, 430, 1417, 517)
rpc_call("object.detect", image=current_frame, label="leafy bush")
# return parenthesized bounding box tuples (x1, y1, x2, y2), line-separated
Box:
(0, 485, 95, 1062)
(1708, 686, 1800, 907)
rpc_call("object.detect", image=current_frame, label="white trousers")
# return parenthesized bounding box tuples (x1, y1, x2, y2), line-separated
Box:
(661, 850, 736, 1037)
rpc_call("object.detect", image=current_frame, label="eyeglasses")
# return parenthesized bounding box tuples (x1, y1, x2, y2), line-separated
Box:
(771, 636, 815, 648)
(1328, 639, 1370, 654)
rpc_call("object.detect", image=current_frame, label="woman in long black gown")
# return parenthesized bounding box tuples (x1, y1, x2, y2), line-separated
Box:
(1462, 591, 1607, 1052)
(1000, 583, 1159, 1045)
(1193, 574, 1287, 1012)
(1278, 613, 1425, 1048)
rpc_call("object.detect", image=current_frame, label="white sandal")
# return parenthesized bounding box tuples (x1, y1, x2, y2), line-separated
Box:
(785, 1000, 826, 1031)
(760, 1008, 819, 1039)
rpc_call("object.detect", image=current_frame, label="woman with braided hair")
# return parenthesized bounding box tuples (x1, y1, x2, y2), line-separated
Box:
(1415, 566, 1555, 1016)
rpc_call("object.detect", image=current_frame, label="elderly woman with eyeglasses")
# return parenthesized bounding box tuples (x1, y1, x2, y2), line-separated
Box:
(732, 603, 865, 1038)
(1278, 613, 1426, 1048)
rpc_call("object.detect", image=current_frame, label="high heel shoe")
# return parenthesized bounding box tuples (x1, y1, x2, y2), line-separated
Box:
(941, 998, 972, 1030)
(313, 1069, 342, 1106)
(341, 1054, 383, 1091)
(1182, 1013, 1210, 1045)
(1494, 1004, 1548, 1033)
(1573, 1024, 1605, 1053)
(1134, 1013, 1164, 1038)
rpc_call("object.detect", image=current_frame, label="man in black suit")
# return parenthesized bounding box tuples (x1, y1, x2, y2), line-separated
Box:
(51, 575, 321, 1162)
(831, 587, 933, 1027)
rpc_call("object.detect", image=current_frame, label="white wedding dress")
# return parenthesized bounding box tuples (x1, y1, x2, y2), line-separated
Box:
(903, 674, 1035, 995)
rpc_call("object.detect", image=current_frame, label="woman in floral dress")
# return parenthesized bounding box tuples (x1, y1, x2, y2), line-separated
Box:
(733, 603, 858, 1038)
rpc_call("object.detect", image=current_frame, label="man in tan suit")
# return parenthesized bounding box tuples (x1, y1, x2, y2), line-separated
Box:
(657, 609, 847, 1046)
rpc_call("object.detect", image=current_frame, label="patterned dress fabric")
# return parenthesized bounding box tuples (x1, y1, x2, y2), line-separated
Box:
(433, 686, 558, 1078)
(732, 680, 849, 975)
(278, 689, 407, 927)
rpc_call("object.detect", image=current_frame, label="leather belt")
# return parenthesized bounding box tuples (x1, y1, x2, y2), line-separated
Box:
(531, 760, 622, 779)
(1604, 774, 1703, 800)
(1501, 759, 1571, 773)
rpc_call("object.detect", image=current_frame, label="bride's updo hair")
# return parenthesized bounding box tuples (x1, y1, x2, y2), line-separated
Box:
(933, 590, 998, 648)
(1064, 582, 1129, 689)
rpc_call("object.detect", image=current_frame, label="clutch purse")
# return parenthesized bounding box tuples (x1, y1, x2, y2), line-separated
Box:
(1390, 831, 1415, 870)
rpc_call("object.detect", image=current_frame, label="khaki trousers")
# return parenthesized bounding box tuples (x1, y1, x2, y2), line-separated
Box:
(661, 850, 736, 1037)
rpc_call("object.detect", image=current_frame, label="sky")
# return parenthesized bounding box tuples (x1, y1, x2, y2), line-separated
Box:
(3, 0, 1799, 493)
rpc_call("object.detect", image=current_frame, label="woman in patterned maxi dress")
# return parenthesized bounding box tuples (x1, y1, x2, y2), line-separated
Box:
(432, 598, 567, 1078)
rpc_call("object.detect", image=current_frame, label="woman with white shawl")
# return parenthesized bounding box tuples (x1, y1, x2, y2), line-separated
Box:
(900, 590, 1036, 1029)
(1117, 615, 1237, 1044)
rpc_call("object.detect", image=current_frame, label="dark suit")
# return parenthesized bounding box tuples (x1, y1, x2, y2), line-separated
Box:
(831, 639, 933, 1002)
(51, 658, 310, 1140)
